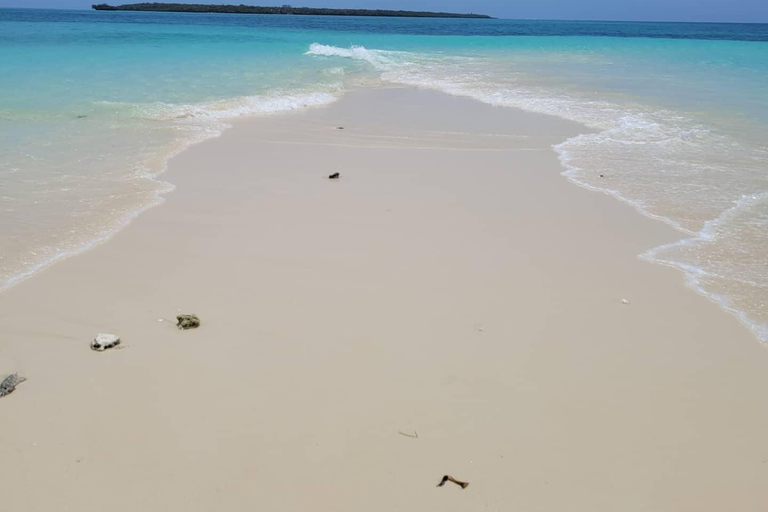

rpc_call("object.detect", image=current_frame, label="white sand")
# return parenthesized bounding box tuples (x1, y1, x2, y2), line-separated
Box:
(1, 88, 767, 511)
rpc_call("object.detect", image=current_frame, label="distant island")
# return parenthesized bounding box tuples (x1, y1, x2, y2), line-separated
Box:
(91, 3, 493, 18)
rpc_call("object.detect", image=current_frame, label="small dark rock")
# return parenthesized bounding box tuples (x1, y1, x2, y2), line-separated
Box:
(76, 115, 88, 119)
(336, 126, 344, 130)
(599, 174, 605, 178)
(328, 172, 340, 180)
(176, 314, 200, 330)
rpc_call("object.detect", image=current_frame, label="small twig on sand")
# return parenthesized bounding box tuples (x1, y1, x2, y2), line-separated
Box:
(437, 475, 469, 489)
(398, 430, 418, 439)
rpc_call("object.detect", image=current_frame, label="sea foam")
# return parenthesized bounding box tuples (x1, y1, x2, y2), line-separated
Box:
(307, 43, 768, 343)
(1, 88, 340, 292)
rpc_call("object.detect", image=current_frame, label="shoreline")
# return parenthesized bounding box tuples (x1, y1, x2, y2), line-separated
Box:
(554, 142, 768, 344)
(5, 81, 766, 344)
(2, 88, 768, 510)
(0, 89, 340, 294)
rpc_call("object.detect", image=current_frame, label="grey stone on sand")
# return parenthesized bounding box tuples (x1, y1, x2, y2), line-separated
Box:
(0, 374, 27, 398)
(91, 333, 121, 351)
(177, 314, 200, 330)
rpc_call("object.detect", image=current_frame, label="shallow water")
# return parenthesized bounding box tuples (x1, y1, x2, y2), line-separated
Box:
(1, 9, 767, 341)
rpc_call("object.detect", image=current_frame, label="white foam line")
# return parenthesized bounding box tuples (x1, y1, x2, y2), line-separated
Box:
(558, 138, 768, 345)
(1, 89, 341, 293)
(305, 42, 768, 344)
(641, 246, 768, 343)
(1, 179, 175, 292)
(553, 142, 698, 236)
(639, 192, 768, 343)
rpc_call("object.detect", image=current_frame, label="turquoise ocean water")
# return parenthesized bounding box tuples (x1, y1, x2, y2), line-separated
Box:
(1, 9, 767, 341)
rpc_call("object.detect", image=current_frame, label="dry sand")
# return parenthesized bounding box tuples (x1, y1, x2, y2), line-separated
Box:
(1, 88, 767, 511)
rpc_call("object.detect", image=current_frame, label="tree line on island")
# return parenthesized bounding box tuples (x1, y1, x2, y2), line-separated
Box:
(91, 3, 493, 18)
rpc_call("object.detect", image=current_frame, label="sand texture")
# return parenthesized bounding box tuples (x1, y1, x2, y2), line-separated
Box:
(1, 89, 767, 511)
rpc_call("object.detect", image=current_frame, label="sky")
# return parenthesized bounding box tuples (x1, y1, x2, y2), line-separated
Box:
(2, 0, 767, 23)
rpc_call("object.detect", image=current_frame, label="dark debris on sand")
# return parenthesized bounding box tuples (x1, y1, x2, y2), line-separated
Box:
(0, 374, 27, 398)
